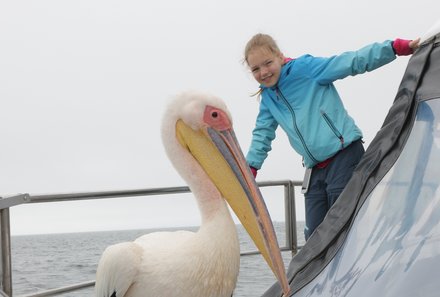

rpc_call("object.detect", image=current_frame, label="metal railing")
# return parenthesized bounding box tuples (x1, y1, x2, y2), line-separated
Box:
(0, 179, 302, 297)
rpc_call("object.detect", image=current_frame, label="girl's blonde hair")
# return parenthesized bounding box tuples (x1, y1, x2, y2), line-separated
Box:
(243, 33, 282, 99)
(244, 33, 282, 66)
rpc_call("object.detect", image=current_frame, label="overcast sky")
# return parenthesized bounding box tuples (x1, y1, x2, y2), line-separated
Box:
(1, 0, 439, 235)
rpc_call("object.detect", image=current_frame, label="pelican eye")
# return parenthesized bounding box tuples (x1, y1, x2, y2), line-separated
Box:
(211, 111, 218, 118)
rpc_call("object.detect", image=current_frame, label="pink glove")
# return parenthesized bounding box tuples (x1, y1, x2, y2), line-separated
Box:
(393, 38, 414, 56)
(250, 166, 258, 178)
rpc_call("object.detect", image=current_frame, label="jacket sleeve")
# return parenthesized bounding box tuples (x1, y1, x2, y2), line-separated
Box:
(246, 101, 278, 170)
(303, 40, 397, 85)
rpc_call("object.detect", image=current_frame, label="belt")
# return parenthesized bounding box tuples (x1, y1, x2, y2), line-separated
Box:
(315, 156, 334, 169)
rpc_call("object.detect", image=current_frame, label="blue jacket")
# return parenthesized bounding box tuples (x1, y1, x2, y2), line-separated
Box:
(246, 40, 397, 169)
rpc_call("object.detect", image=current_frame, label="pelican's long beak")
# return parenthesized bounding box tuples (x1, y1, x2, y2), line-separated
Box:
(175, 108, 290, 296)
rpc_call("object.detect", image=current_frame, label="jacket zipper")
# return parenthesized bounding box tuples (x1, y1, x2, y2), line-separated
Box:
(321, 112, 344, 148)
(275, 87, 318, 164)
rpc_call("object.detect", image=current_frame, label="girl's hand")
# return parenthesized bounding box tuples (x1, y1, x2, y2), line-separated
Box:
(409, 37, 421, 50)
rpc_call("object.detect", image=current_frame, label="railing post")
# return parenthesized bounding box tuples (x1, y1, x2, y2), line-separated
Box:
(284, 181, 298, 255)
(0, 207, 12, 296)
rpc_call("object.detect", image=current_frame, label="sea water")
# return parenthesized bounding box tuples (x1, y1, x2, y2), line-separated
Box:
(12, 222, 305, 297)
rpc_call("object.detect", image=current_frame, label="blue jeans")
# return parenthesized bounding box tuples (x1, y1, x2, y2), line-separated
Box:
(304, 140, 365, 240)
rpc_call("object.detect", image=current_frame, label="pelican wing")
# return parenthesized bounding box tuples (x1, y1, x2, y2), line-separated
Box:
(95, 242, 142, 297)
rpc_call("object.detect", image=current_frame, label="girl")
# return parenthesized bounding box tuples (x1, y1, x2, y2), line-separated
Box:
(244, 33, 419, 240)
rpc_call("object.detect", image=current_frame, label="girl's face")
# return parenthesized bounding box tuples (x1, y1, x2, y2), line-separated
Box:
(247, 47, 284, 88)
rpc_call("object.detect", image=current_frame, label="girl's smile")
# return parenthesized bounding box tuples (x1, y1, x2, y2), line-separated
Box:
(247, 47, 284, 88)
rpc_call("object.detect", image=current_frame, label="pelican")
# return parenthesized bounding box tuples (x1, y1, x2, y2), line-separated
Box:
(94, 91, 290, 297)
